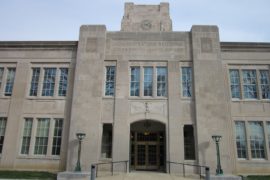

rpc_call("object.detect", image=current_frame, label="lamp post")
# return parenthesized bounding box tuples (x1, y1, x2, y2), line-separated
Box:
(212, 135, 223, 175)
(75, 132, 86, 172)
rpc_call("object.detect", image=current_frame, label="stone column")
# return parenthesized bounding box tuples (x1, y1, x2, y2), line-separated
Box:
(1, 62, 29, 168)
(167, 61, 183, 173)
(191, 25, 235, 174)
(66, 25, 106, 171)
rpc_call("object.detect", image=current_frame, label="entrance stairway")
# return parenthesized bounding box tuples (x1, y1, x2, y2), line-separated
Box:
(96, 172, 200, 180)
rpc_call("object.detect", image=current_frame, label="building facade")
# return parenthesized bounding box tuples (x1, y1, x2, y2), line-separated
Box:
(0, 2, 270, 175)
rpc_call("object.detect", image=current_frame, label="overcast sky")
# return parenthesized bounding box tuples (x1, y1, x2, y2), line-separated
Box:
(1, 0, 270, 42)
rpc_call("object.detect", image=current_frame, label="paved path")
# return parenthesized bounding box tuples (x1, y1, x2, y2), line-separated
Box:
(96, 172, 199, 180)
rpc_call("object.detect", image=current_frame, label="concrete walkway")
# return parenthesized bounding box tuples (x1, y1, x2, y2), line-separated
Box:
(96, 172, 200, 180)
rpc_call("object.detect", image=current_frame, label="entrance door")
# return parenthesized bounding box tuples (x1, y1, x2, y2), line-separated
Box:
(130, 131, 165, 171)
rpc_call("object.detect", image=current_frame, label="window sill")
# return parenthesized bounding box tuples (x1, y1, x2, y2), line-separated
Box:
(103, 96, 115, 100)
(232, 99, 270, 103)
(17, 155, 60, 160)
(129, 97, 168, 100)
(0, 96, 11, 99)
(26, 97, 66, 101)
(99, 158, 112, 162)
(237, 159, 270, 164)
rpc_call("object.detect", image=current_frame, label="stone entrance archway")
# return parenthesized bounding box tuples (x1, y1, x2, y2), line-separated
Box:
(130, 120, 166, 171)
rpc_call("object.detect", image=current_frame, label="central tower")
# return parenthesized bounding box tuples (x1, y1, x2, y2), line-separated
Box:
(121, 2, 172, 32)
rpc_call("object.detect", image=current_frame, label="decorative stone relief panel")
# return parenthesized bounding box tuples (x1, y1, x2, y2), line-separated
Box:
(86, 38, 97, 52)
(201, 38, 213, 53)
(130, 101, 167, 117)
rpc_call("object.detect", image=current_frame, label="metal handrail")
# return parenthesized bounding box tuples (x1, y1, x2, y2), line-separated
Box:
(92, 160, 129, 177)
(166, 161, 209, 179)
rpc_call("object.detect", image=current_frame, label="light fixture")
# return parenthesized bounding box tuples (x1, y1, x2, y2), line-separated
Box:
(74, 132, 86, 172)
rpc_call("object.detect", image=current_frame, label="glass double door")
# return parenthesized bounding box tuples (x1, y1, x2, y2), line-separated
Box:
(130, 132, 165, 171)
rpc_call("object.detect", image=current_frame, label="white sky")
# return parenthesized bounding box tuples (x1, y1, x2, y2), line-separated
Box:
(1, 0, 270, 42)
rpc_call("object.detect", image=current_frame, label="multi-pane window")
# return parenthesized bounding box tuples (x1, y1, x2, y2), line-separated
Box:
(260, 70, 270, 99)
(157, 67, 167, 97)
(58, 68, 69, 96)
(184, 125, 195, 160)
(52, 119, 63, 155)
(130, 67, 140, 96)
(30, 67, 69, 97)
(34, 118, 50, 155)
(0, 117, 7, 154)
(229, 70, 241, 99)
(105, 66, 115, 96)
(21, 118, 33, 155)
(182, 67, 192, 97)
(5, 68, 16, 96)
(42, 68, 56, 96)
(0, 68, 4, 89)
(242, 70, 257, 99)
(234, 121, 247, 159)
(249, 121, 265, 159)
(20, 117, 63, 157)
(29, 68, 40, 96)
(229, 68, 270, 100)
(101, 124, 112, 158)
(144, 67, 153, 96)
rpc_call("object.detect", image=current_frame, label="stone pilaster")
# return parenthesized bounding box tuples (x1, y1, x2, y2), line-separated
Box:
(191, 25, 235, 174)
(167, 61, 183, 172)
(112, 60, 130, 164)
(67, 25, 106, 171)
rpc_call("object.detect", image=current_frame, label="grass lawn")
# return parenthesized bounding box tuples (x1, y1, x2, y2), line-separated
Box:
(247, 175, 270, 180)
(0, 171, 56, 179)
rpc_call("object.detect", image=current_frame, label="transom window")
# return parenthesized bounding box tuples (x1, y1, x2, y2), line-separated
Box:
(129, 65, 167, 97)
(229, 67, 270, 100)
(29, 66, 69, 97)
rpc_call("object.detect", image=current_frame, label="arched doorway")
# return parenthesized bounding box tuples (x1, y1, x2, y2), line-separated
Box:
(130, 120, 166, 171)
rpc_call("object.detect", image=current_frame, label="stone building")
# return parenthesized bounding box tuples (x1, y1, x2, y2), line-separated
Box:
(0, 2, 270, 175)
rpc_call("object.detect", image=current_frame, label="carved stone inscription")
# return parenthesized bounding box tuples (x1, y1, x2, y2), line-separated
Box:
(107, 40, 186, 57)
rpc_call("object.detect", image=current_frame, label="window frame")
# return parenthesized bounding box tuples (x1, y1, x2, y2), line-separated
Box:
(19, 116, 64, 159)
(228, 65, 270, 101)
(27, 64, 69, 99)
(129, 62, 167, 98)
(233, 119, 270, 161)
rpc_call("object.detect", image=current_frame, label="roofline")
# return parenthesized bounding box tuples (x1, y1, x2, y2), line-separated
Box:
(220, 42, 270, 52)
(0, 41, 78, 49)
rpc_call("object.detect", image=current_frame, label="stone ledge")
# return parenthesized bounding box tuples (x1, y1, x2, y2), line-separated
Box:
(57, 171, 91, 180)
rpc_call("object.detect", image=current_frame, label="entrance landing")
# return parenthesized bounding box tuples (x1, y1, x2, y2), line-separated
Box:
(96, 172, 199, 180)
